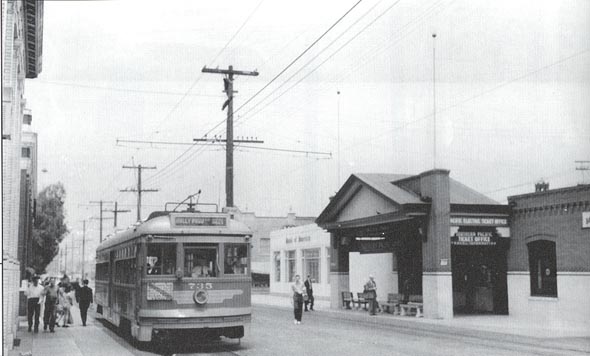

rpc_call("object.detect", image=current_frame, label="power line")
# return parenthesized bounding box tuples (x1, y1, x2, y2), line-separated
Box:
(141, 1, 366, 186)
(231, 0, 364, 118)
(234, 0, 406, 127)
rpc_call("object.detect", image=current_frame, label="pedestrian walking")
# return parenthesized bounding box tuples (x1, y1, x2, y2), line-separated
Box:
(304, 275, 314, 311)
(57, 276, 73, 327)
(365, 274, 378, 315)
(291, 275, 305, 324)
(25, 276, 44, 333)
(41, 278, 59, 332)
(78, 279, 93, 326)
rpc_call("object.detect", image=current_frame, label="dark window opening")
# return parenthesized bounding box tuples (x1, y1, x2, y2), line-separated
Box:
(184, 244, 218, 277)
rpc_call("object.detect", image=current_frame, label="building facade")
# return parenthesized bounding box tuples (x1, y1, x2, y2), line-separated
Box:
(2, 0, 43, 351)
(507, 184, 590, 326)
(269, 224, 331, 299)
(229, 209, 315, 283)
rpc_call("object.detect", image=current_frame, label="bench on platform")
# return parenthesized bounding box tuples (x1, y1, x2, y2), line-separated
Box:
(356, 293, 369, 310)
(341, 292, 354, 309)
(380, 293, 402, 314)
(400, 295, 423, 317)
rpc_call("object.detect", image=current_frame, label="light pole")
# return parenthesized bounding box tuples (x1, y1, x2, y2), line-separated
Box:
(432, 33, 437, 169)
(337, 90, 341, 187)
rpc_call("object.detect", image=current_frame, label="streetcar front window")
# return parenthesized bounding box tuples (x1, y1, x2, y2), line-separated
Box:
(146, 243, 176, 275)
(224, 244, 248, 275)
(184, 244, 218, 278)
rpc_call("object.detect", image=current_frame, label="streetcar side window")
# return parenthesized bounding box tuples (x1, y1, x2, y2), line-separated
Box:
(146, 243, 176, 275)
(184, 244, 218, 278)
(224, 244, 248, 275)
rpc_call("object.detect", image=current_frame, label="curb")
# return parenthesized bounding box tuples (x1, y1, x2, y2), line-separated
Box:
(253, 302, 590, 354)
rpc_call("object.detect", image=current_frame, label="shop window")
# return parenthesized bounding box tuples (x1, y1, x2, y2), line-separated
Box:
(259, 238, 270, 256)
(527, 240, 557, 297)
(184, 244, 218, 277)
(146, 243, 176, 275)
(225, 244, 248, 275)
(286, 250, 296, 282)
(273, 251, 281, 282)
(302, 248, 320, 283)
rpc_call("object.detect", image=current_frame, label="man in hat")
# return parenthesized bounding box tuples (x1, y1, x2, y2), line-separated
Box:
(25, 276, 44, 332)
(78, 279, 93, 326)
(365, 274, 378, 315)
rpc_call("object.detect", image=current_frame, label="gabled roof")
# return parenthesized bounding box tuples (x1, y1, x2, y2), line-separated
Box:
(354, 173, 422, 205)
(317, 171, 499, 226)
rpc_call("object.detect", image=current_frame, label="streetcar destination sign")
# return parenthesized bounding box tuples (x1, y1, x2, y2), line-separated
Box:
(174, 216, 227, 227)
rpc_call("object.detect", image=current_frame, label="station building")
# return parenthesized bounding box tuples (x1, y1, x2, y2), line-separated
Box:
(269, 224, 331, 299)
(316, 169, 590, 325)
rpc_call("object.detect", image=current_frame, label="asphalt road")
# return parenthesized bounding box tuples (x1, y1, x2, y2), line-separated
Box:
(91, 306, 588, 356)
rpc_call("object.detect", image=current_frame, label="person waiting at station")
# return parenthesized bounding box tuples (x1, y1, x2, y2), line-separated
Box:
(364, 275, 378, 316)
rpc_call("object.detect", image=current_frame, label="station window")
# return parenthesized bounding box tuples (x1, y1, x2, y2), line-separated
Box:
(225, 244, 248, 275)
(146, 243, 176, 275)
(273, 251, 281, 282)
(527, 240, 557, 297)
(184, 244, 218, 277)
(302, 248, 320, 283)
(286, 250, 296, 282)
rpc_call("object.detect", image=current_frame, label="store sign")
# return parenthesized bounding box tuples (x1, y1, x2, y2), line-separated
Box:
(451, 231, 497, 246)
(174, 216, 226, 227)
(583, 212, 590, 229)
(357, 238, 389, 254)
(450, 216, 508, 226)
(286, 235, 311, 244)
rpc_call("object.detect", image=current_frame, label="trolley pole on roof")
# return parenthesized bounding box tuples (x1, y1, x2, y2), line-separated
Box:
(200, 65, 259, 208)
(120, 164, 158, 221)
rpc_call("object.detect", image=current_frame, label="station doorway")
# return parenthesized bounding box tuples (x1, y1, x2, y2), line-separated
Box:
(451, 244, 508, 315)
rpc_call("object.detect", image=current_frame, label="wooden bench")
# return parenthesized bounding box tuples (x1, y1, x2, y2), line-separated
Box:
(380, 293, 401, 314)
(341, 292, 354, 309)
(400, 295, 423, 317)
(356, 292, 369, 310)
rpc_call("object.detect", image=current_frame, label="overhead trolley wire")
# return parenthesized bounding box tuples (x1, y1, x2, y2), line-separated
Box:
(145, 0, 364, 185)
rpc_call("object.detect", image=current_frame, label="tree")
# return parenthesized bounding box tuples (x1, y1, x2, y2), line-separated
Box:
(31, 183, 69, 273)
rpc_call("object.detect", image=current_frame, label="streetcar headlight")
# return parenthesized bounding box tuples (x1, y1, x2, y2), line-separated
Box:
(193, 289, 209, 305)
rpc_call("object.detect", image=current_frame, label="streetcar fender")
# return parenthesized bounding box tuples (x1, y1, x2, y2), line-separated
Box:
(136, 325, 153, 342)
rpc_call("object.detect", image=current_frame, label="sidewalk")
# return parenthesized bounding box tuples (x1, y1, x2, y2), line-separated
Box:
(252, 293, 590, 353)
(7, 305, 135, 356)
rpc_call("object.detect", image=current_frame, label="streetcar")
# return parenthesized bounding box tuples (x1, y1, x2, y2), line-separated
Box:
(94, 204, 252, 345)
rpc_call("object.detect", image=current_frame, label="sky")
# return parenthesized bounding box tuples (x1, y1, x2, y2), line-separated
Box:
(23, 0, 590, 254)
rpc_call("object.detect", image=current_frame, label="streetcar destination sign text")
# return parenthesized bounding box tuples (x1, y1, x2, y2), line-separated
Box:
(174, 216, 227, 227)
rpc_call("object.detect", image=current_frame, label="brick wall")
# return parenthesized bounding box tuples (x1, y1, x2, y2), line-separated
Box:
(507, 185, 590, 272)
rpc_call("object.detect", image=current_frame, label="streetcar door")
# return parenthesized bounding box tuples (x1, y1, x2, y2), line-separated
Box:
(109, 250, 115, 307)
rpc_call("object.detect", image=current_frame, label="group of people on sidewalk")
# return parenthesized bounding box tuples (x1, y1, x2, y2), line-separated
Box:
(291, 274, 315, 324)
(290, 274, 381, 323)
(24, 275, 93, 333)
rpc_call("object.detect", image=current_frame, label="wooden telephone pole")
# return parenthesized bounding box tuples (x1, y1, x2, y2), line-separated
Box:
(121, 164, 158, 221)
(200, 65, 259, 208)
(89, 200, 113, 243)
(108, 201, 131, 227)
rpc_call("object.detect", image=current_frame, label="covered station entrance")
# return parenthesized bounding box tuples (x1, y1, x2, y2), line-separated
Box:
(316, 169, 510, 319)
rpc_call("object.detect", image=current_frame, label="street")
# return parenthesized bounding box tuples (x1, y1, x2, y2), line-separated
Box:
(32, 305, 585, 356)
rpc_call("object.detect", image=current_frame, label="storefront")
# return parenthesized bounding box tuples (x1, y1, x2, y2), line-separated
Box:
(269, 224, 331, 299)
(316, 169, 510, 319)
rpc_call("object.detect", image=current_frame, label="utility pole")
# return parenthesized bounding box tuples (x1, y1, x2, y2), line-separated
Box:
(89, 200, 113, 243)
(201, 65, 259, 208)
(432, 33, 437, 169)
(576, 160, 590, 183)
(108, 201, 131, 227)
(81, 220, 86, 279)
(121, 164, 158, 221)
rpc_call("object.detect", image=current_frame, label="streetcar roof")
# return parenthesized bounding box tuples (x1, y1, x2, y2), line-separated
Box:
(96, 211, 251, 251)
